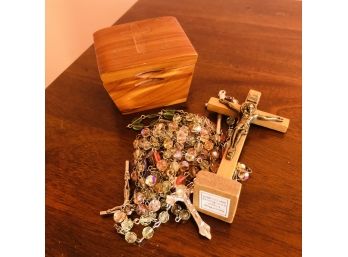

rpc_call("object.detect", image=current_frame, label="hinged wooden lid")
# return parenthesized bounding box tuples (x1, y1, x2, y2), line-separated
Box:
(93, 16, 198, 83)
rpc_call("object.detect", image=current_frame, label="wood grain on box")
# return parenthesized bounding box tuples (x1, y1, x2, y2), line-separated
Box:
(93, 16, 198, 114)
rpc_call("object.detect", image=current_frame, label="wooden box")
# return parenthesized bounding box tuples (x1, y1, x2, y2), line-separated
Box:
(193, 170, 242, 223)
(93, 16, 198, 114)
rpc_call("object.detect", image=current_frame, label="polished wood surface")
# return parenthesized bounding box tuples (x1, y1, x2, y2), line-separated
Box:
(46, 0, 301, 256)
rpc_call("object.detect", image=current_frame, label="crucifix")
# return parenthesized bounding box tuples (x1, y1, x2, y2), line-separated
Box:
(166, 184, 212, 240)
(193, 89, 290, 223)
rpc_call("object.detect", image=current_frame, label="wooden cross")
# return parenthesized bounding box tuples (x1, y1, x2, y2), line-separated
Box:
(193, 89, 290, 223)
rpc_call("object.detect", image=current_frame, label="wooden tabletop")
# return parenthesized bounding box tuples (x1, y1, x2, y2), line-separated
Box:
(46, 0, 302, 256)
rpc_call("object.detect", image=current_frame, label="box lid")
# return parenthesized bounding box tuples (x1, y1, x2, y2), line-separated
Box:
(93, 16, 197, 82)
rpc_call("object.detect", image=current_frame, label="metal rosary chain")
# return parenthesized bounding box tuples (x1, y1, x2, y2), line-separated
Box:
(102, 100, 251, 244)
(127, 110, 188, 130)
(113, 203, 172, 244)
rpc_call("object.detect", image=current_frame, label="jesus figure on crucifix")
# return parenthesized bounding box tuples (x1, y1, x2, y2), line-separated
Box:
(220, 99, 284, 160)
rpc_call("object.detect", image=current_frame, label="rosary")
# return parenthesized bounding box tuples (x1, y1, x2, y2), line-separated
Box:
(100, 90, 289, 244)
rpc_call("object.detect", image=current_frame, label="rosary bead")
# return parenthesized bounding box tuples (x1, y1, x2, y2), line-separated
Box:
(175, 142, 184, 150)
(238, 163, 246, 169)
(172, 114, 182, 123)
(136, 204, 148, 215)
(150, 136, 160, 149)
(124, 205, 133, 215)
(199, 160, 210, 170)
(163, 138, 173, 149)
(148, 211, 157, 220)
(142, 226, 154, 239)
(175, 185, 186, 198)
(136, 161, 145, 172)
(209, 162, 219, 173)
(153, 151, 161, 163)
(194, 142, 203, 153)
(130, 171, 138, 182)
(185, 113, 194, 121)
(210, 149, 220, 159)
(173, 150, 183, 160)
(189, 166, 198, 178)
(200, 128, 210, 142)
(201, 149, 210, 159)
(125, 232, 137, 243)
(154, 182, 163, 193)
(141, 139, 151, 150)
(204, 140, 214, 151)
(163, 150, 173, 159)
(113, 210, 127, 223)
(152, 123, 164, 137)
(133, 192, 145, 204)
(121, 219, 133, 232)
(187, 135, 196, 146)
(170, 203, 182, 215)
(168, 122, 178, 131)
(220, 133, 226, 142)
(176, 130, 187, 144)
(133, 149, 142, 160)
(213, 134, 220, 143)
(236, 163, 251, 181)
(146, 191, 157, 200)
(145, 175, 157, 187)
(170, 161, 180, 172)
(191, 123, 202, 134)
(238, 171, 250, 181)
(185, 148, 197, 162)
(226, 116, 235, 126)
(218, 90, 226, 99)
(176, 175, 186, 185)
(165, 130, 174, 138)
(158, 211, 170, 223)
(160, 200, 168, 209)
(133, 139, 140, 148)
(140, 215, 153, 226)
(180, 125, 189, 134)
(162, 181, 171, 193)
(179, 161, 190, 172)
(141, 128, 151, 137)
(138, 177, 146, 188)
(148, 199, 161, 212)
(156, 160, 168, 172)
(179, 209, 191, 221)
(156, 123, 165, 130)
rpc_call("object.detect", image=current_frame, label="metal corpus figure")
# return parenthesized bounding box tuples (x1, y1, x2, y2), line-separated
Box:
(220, 99, 283, 160)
